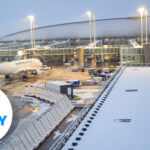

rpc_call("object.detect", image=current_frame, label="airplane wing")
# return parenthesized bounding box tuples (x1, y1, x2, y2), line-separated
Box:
(13, 68, 40, 74)
(13, 67, 52, 74)
(39, 67, 52, 71)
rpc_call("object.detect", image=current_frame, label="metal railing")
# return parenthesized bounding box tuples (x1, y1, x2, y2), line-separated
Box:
(49, 105, 89, 150)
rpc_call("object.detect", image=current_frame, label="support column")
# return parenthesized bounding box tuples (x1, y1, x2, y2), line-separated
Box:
(79, 48, 84, 67)
(63, 55, 66, 63)
(143, 44, 150, 64)
(91, 55, 95, 68)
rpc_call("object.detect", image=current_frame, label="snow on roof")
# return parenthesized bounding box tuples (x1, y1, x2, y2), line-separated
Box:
(62, 67, 150, 150)
(67, 80, 80, 82)
(46, 81, 71, 86)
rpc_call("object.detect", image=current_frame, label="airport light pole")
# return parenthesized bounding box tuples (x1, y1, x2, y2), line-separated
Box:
(86, 11, 92, 44)
(27, 15, 35, 49)
(138, 7, 145, 47)
(17, 50, 23, 56)
(145, 9, 148, 44)
(93, 12, 96, 47)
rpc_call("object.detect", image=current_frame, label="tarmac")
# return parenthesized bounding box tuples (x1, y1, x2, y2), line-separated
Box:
(0, 67, 101, 147)
(1, 96, 40, 141)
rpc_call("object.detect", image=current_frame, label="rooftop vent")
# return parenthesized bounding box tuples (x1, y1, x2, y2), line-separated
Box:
(90, 117, 94, 120)
(114, 119, 132, 123)
(79, 132, 84, 136)
(76, 137, 81, 141)
(125, 89, 138, 92)
(72, 142, 78, 146)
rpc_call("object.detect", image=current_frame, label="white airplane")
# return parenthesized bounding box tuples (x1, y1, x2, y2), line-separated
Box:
(0, 58, 51, 79)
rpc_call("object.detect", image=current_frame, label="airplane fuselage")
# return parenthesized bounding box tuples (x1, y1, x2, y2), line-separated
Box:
(0, 59, 42, 75)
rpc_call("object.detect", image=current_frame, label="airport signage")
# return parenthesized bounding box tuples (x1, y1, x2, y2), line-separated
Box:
(0, 91, 12, 139)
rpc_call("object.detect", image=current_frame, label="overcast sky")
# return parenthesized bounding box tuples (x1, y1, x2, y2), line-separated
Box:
(0, 0, 149, 36)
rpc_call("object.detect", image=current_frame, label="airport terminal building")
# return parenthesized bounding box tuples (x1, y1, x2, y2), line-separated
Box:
(0, 16, 149, 66)
(1, 16, 150, 150)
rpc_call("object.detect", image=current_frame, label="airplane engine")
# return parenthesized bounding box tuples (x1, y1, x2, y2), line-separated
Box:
(32, 70, 42, 75)
(5, 75, 10, 79)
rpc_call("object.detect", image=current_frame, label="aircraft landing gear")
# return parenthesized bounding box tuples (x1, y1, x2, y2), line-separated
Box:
(5, 75, 10, 79)
(32, 70, 37, 75)
(23, 75, 28, 80)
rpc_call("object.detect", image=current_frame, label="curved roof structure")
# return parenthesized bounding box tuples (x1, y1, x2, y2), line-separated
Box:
(0, 16, 150, 41)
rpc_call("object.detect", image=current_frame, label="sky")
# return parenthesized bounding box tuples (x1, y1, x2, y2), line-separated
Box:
(0, 0, 149, 37)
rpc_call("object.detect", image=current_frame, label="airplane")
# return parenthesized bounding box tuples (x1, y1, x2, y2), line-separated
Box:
(0, 58, 51, 79)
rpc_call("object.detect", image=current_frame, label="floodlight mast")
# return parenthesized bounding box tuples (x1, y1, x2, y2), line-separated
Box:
(138, 7, 145, 47)
(27, 15, 35, 49)
(86, 11, 92, 45)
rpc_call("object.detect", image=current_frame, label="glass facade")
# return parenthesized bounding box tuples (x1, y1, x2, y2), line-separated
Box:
(0, 47, 142, 62)
(121, 48, 142, 64)
(0, 16, 148, 65)
(84, 48, 119, 55)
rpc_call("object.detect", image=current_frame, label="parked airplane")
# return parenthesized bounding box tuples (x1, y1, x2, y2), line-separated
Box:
(0, 59, 51, 79)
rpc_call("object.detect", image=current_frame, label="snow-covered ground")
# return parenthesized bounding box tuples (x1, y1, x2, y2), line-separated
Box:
(73, 89, 100, 104)
(53, 130, 61, 139)
(66, 114, 78, 123)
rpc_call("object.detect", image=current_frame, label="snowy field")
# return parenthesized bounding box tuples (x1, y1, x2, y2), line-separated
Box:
(63, 67, 150, 150)
(73, 89, 100, 104)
